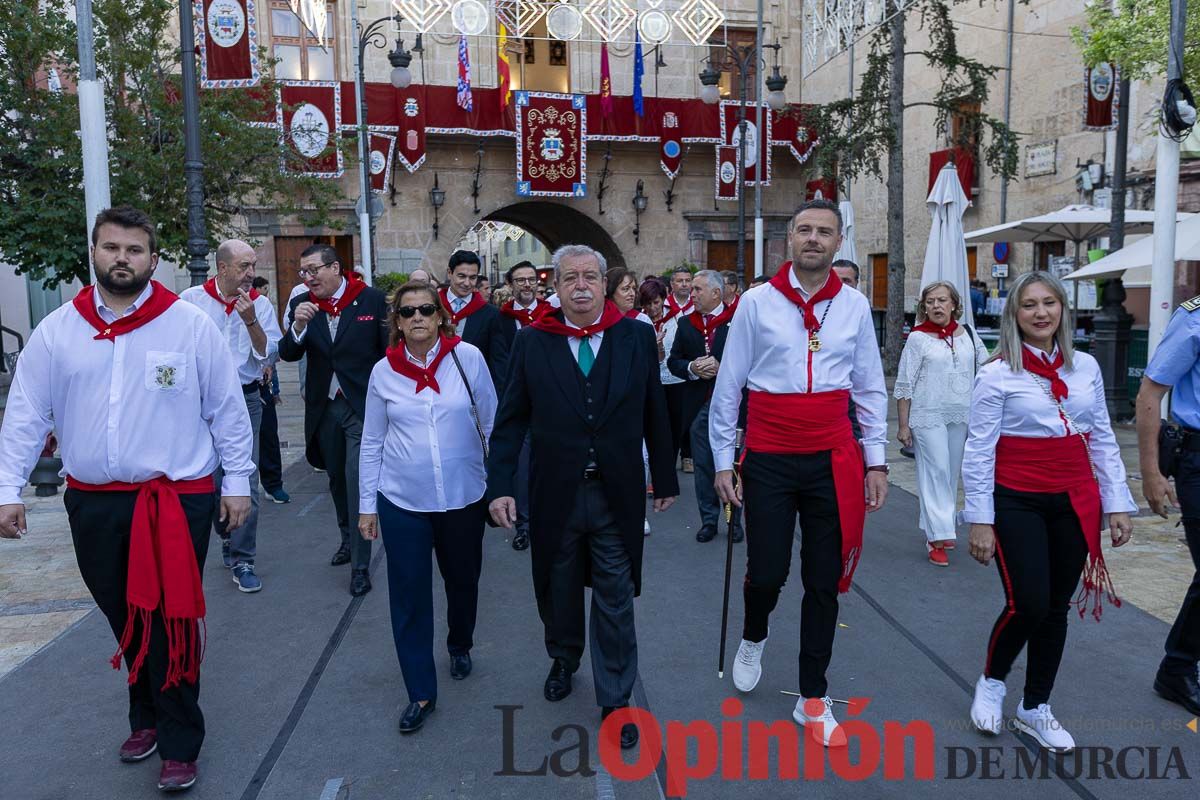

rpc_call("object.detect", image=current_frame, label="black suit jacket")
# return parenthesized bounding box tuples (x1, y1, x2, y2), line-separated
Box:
(667, 312, 743, 428)
(487, 317, 679, 597)
(454, 302, 512, 395)
(277, 286, 389, 469)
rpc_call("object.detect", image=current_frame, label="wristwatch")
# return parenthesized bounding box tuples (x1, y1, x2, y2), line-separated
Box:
(866, 465, 889, 474)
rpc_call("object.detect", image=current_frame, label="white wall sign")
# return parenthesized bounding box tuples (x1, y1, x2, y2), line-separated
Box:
(1025, 140, 1057, 178)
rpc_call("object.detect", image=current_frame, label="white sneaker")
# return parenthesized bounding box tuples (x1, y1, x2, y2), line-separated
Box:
(792, 696, 848, 748)
(970, 675, 1006, 735)
(731, 638, 766, 692)
(644, 518, 651, 536)
(1014, 701, 1075, 753)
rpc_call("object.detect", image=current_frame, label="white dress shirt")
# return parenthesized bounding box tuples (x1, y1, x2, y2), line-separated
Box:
(563, 309, 606, 363)
(292, 278, 346, 398)
(0, 284, 254, 504)
(709, 270, 888, 472)
(180, 284, 282, 385)
(961, 347, 1137, 524)
(447, 290, 473, 335)
(657, 315, 684, 386)
(359, 341, 497, 514)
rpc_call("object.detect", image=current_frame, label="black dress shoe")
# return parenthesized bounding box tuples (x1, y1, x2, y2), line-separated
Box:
(732, 526, 744, 543)
(330, 545, 351, 566)
(350, 568, 372, 597)
(601, 706, 639, 750)
(696, 526, 717, 543)
(1154, 669, 1200, 715)
(544, 659, 574, 702)
(398, 699, 436, 733)
(450, 653, 472, 680)
(512, 530, 530, 551)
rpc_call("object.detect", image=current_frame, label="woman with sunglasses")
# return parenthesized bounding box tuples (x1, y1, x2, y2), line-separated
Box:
(357, 283, 497, 735)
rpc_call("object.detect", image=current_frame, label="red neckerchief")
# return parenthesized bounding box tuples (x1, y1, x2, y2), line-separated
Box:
(1022, 346, 1068, 402)
(662, 293, 693, 324)
(500, 299, 547, 327)
(769, 264, 842, 333)
(72, 281, 179, 342)
(686, 303, 737, 350)
(385, 335, 461, 393)
(624, 308, 641, 319)
(66, 475, 213, 689)
(313, 275, 366, 318)
(202, 278, 260, 315)
(439, 288, 487, 325)
(911, 318, 959, 346)
(531, 300, 625, 338)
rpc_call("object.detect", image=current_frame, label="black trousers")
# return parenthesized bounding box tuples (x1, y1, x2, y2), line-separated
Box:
(1164, 451, 1200, 675)
(984, 486, 1089, 708)
(741, 450, 842, 699)
(664, 383, 691, 461)
(316, 395, 371, 569)
(64, 488, 214, 762)
(258, 382, 284, 493)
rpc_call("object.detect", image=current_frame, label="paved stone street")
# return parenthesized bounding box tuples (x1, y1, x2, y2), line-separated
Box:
(1, 364, 1197, 799)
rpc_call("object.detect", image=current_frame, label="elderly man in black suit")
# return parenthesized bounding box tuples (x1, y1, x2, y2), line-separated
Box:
(668, 269, 744, 544)
(488, 244, 678, 750)
(278, 243, 388, 596)
(439, 250, 512, 392)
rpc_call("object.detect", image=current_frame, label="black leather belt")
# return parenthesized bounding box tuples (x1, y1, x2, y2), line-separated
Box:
(1182, 427, 1200, 452)
(242, 381, 261, 394)
(582, 466, 602, 480)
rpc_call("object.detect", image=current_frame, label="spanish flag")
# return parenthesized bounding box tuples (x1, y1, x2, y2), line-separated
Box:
(497, 23, 512, 112)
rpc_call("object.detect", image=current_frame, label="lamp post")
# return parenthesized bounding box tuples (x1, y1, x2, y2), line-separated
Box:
(429, 172, 446, 239)
(632, 179, 648, 245)
(178, 1, 209, 286)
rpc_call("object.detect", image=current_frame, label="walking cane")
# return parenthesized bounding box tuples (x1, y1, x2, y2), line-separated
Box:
(717, 478, 737, 678)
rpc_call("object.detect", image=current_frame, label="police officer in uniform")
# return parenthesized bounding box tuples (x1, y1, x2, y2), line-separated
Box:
(1136, 293, 1200, 716)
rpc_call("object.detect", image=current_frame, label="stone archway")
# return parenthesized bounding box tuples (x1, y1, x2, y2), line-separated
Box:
(483, 201, 627, 271)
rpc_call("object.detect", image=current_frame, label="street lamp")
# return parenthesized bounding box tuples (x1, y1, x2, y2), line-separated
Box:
(700, 47, 756, 280)
(429, 172, 446, 239)
(764, 40, 788, 112)
(632, 179, 648, 245)
(698, 63, 722, 106)
(388, 37, 413, 88)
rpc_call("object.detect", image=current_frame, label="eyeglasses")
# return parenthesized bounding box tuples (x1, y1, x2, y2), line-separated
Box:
(297, 261, 337, 279)
(511, 277, 538, 285)
(397, 304, 440, 319)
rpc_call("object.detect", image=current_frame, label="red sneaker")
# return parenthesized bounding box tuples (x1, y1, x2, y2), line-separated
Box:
(928, 545, 949, 567)
(943, 541, 956, 551)
(118, 729, 157, 762)
(157, 760, 197, 792)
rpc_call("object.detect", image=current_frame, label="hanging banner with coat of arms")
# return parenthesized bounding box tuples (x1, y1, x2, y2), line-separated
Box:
(715, 145, 740, 202)
(659, 110, 683, 178)
(369, 133, 396, 193)
(194, 0, 260, 88)
(278, 82, 342, 178)
(515, 91, 587, 198)
(396, 89, 427, 173)
(1083, 63, 1119, 131)
(720, 101, 772, 186)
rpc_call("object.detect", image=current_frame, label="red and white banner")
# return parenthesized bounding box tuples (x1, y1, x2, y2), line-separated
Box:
(1084, 63, 1119, 131)
(279, 82, 342, 178)
(396, 89, 427, 172)
(805, 177, 838, 202)
(715, 145, 740, 202)
(659, 110, 683, 178)
(369, 133, 395, 193)
(515, 92, 587, 198)
(194, 0, 260, 88)
(720, 101, 772, 185)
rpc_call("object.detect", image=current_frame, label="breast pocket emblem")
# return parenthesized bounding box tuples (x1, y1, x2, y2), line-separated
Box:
(155, 365, 178, 389)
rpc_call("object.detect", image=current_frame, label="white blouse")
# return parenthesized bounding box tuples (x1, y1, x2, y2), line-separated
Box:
(657, 315, 684, 386)
(358, 341, 497, 514)
(894, 328, 990, 428)
(961, 349, 1138, 524)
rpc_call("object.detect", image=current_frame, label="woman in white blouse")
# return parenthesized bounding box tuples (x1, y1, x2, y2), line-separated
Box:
(357, 282, 498, 735)
(894, 281, 989, 566)
(962, 271, 1133, 754)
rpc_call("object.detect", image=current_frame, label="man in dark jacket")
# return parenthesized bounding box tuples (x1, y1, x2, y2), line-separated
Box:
(487, 245, 678, 750)
(439, 250, 512, 393)
(277, 244, 388, 596)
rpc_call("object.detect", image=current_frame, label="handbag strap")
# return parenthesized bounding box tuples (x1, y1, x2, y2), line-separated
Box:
(449, 348, 489, 459)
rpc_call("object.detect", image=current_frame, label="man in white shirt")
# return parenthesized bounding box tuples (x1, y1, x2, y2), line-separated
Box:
(711, 199, 889, 749)
(0, 207, 252, 793)
(181, 240, 282, 593)
(664, 267, 696, 474)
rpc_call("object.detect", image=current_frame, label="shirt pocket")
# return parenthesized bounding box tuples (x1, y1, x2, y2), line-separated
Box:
(144, 350, 188, 394)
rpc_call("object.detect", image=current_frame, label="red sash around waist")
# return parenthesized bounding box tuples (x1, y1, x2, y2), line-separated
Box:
(995, 435, 1118, 620)
(67, 475, 214, 688)
(744, 389, 865, 592)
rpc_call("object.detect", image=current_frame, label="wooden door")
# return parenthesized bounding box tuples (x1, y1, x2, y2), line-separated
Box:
(706, 240, 754, 288)
(966, 246, 978, 280)
(272, 235, 356, 319)
(870, 253, 888, 309)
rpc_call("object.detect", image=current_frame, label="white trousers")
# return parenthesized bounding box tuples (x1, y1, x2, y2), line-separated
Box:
(912, 422, 968, 543)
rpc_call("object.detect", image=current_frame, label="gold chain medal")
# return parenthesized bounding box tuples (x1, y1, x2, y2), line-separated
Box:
(808, 331, 822, 352)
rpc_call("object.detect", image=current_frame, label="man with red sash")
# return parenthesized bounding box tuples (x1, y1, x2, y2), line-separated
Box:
(180, 240, 282, 592)
(498, 260, 548, 552)
(487, 245, 678, 751)
(0, 207, 253, 792)
(711, 199, 888, 748)
(279, 243, 389, 597)
(668, 270, 743, 543)
(440, 250, 511, 393)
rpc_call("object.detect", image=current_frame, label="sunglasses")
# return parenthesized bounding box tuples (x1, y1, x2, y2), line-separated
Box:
(397, 304, 440, 319)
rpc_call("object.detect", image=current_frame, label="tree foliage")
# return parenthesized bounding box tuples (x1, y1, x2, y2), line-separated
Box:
(1073, 0, 1200, 87)
(0, 0, 349, 287)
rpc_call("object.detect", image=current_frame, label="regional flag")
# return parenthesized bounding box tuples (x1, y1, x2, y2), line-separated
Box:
(497, 24, 512, 112)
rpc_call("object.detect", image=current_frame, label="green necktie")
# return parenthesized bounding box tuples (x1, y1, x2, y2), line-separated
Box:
(578, 335, 595, 377)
